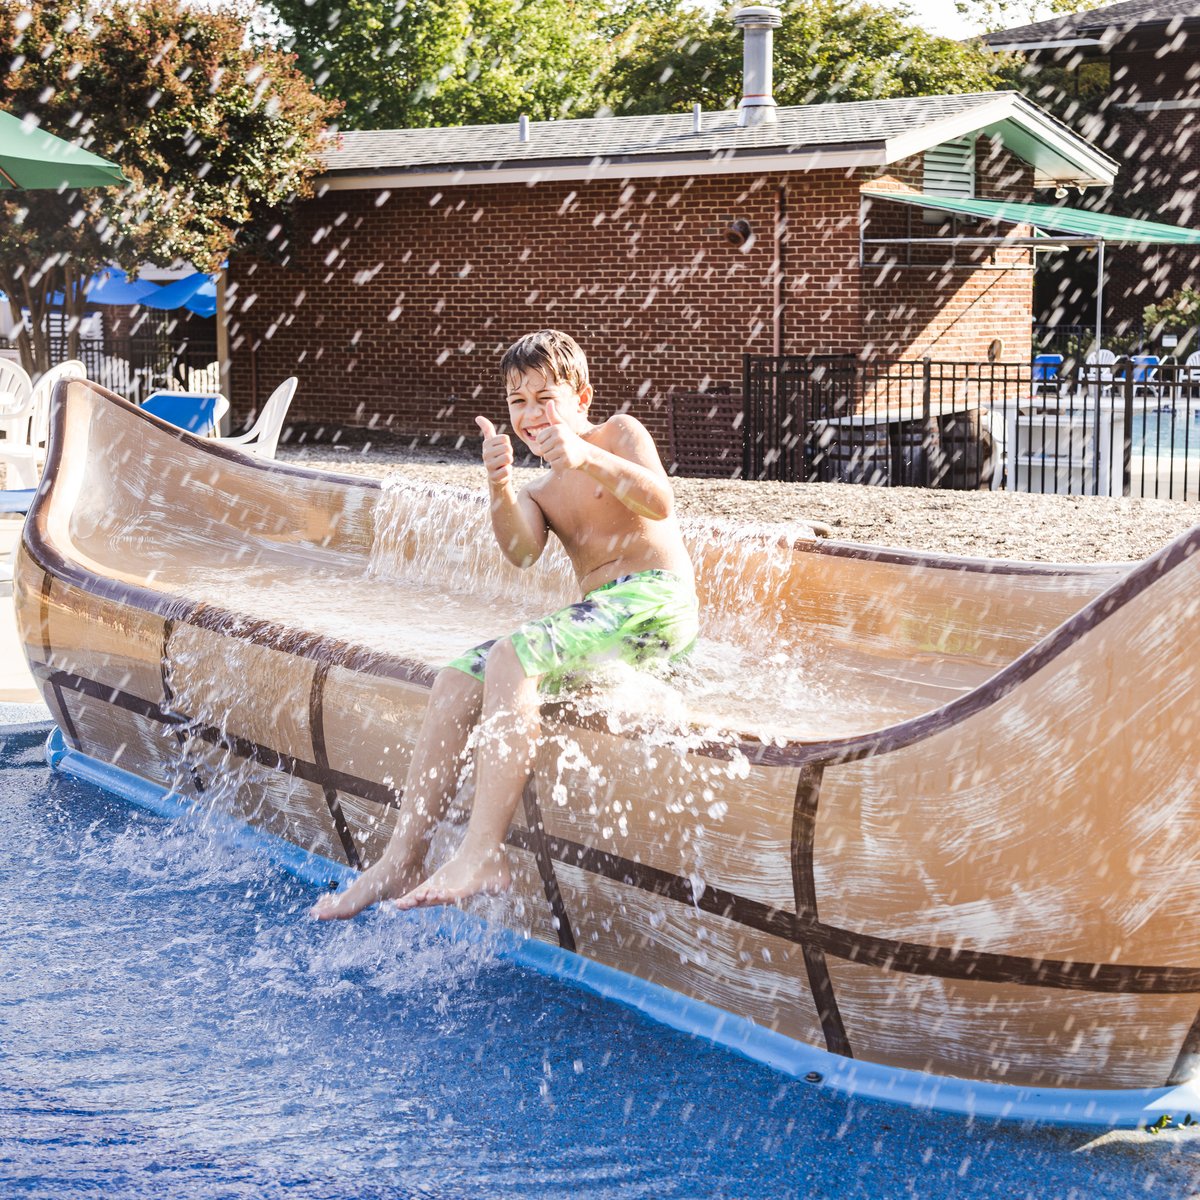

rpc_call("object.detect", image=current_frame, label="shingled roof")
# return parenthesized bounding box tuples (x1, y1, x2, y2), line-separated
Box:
(328, 93, 998, 175)
(981, 0, 1200, 47)
(320, 90, 1116, 190)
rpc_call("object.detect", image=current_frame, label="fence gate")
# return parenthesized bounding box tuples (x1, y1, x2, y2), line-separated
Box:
(743, 354, 862, 482)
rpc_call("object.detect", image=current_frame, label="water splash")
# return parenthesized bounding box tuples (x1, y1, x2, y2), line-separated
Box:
(176, 478, 930, 740)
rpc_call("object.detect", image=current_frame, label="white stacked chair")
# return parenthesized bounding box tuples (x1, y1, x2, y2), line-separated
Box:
(0, 359, 86, 488)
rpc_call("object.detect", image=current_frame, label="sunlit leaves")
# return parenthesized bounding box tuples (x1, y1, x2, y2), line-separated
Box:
(954, 0, 1094, 37)
(267, 0, 619, 130)
(0, 0, 338, 371)
(606, 0, 1006, 115)
(1145, 286, 1200, 337)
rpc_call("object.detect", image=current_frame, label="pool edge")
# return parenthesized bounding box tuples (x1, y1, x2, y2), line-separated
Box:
(42, 726, 1200, 1133)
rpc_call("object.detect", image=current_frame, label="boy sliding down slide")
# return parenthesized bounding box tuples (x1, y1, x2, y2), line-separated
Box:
(313, 328, 697, 919)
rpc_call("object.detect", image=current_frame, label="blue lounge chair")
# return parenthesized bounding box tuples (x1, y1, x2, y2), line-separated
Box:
(1032, 353, 1063, 397)
(142, 390, 230, 436)
(0, 488, 36, 515)
(1129, 355, 1163, 404)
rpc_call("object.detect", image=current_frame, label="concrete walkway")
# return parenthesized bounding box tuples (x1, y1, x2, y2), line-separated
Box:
(0, 517, 45, 710)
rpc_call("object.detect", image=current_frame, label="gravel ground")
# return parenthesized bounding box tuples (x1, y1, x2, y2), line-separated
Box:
(278, 443, 1199, 564)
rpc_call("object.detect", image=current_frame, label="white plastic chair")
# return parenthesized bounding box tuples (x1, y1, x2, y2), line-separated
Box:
(210, 377, 297, 459)
(0, 359, 86, 487)
(0, 359, 33, 443)
(1082, 348, 1117, 398)
(1184, 351, 1200, 419)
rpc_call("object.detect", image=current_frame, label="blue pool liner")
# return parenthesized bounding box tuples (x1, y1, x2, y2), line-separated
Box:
(40, 725, 1200, 1132)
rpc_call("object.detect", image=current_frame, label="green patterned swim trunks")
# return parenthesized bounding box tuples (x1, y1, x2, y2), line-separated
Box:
(446, 569, 699, 687)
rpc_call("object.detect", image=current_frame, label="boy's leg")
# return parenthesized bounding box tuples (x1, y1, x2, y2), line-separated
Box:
(398, 637, 539, 908)
(311, 665, 483, 919)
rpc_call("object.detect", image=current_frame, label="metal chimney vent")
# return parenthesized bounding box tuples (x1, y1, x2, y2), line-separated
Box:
(733, 6, 782, 128)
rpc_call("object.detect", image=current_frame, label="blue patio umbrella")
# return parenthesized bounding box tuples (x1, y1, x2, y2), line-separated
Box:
(139, 272, 218, 317)
(34, 267, 218, 316)
(85, 268, 161, 306)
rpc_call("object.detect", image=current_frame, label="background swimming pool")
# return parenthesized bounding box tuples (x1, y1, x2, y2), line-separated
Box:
(2, 723, 1197, 1199)
(1133, 410, 1200, 460)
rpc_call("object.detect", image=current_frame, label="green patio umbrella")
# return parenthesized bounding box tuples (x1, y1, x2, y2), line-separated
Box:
(0, 109, 126, 190)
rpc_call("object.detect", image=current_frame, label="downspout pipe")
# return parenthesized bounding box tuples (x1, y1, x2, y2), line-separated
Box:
(774, 181, 787, 357)
(734, 6, 783, 128)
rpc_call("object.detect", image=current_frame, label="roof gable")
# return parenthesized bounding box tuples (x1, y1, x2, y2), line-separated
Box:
(982, 0, 1200, 47)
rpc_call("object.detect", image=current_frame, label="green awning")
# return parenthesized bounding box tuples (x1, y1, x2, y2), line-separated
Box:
(0, 109, 126, 191)
(861, 190, 1200, 245)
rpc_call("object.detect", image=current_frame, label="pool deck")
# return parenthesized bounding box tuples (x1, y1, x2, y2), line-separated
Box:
(0, 517, 43, 710)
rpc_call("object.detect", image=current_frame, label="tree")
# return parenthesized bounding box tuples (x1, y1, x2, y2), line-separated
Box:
(605, 0, 1007, 116)
(0, 0, 338, 374)
(954, 0, 1094, 37)
(266, 0, 634, 131)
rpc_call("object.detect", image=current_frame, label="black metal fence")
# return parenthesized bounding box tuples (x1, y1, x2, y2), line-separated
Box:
(49, 334, 218, 402)
(739, 354, 1200, 501)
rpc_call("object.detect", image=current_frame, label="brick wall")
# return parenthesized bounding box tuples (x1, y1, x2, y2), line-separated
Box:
(1031, 40, 1200, 332)
(1102, 45, 1200, 329)
(226, 155, 1035, 441)
(230, 176, 781, 445)
(855, 142, 1034, 363)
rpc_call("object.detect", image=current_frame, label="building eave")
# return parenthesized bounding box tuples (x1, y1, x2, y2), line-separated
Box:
(319, 144, 889, 191)
(983, 37, 1106, 52)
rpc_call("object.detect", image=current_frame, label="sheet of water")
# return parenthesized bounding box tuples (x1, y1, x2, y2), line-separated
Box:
(178, 479, 977, 741)
(2, 728, 1194, 1199)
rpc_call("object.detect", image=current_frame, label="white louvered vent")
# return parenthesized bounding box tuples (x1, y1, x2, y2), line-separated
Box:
(923, 136, 976, 198)
(922, 135, 975, 224)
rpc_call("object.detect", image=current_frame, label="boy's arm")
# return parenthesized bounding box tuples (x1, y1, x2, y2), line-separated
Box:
(476, 415, 549, 567)
(540, 404, 674, 520)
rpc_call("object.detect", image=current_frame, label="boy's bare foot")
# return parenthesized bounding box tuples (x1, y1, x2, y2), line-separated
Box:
(310, 857, 425, 920)
(395, 849, 511, 910)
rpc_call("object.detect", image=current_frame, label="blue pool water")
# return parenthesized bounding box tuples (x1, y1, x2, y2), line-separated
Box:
(2, 724, 1198, 1199)
(1133, 410, 1200, 460)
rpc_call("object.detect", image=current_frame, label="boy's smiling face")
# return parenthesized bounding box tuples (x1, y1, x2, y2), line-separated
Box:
(505, 366, 592, 457)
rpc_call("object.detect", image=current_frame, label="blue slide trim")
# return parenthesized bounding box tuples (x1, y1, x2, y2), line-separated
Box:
(44, 727, 1200, 1131)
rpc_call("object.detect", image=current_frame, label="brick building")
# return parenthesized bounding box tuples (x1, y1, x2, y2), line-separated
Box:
(223, 90, 1114, 447)
(984, 0, 1200, 332)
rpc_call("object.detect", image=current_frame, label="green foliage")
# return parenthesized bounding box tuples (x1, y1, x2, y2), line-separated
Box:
(1060, 328, 1140, 362)
(989, 50, 1109, 139)
(267, 0, 623, 130)
(267, 0, 1007, 129)
(953, 0, 1093, 36)
(1144, 286, 1200, 335)
(606, 0, 1006, 115)
(0, 0, 338, 373)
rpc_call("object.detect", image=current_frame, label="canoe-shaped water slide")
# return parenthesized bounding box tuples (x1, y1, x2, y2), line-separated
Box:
(14, 379, 1200, 1128)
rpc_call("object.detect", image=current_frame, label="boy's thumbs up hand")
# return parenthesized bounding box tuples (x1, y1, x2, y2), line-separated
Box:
(476, 414, 513, 488)
(538, 398, 589, 471)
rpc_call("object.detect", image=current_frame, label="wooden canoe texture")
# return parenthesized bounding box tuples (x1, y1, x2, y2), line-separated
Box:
(14, 379, 1200, 1091)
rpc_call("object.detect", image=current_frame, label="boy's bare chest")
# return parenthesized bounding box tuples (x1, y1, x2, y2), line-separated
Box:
(531, 473, 642, 550)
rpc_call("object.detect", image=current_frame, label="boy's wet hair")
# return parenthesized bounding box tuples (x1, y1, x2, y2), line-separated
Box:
(501, 330, 589, 394)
